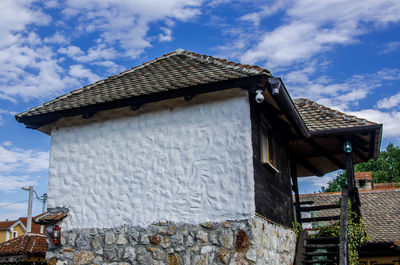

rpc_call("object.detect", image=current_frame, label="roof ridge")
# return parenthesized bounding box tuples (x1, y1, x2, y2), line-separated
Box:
(294, 98, 376, 125)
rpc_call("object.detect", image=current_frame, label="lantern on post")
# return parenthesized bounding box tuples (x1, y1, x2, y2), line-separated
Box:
(51, 225, 61, 245)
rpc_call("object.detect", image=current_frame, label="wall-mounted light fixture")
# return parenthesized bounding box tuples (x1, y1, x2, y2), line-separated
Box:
(268, 78, 281, 95)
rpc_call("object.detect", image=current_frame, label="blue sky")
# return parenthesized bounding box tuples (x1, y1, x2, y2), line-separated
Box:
(0, 0, 399, 219)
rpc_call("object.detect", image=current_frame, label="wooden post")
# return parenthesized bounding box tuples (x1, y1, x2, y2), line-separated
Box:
(291, 160, 302, 225)
(344, 140, 358, 213)
(339, 187, 349, 265)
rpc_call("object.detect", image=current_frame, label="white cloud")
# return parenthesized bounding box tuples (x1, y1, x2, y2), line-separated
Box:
(240, 0, 400, 66)
(61, 0, 203, 58)
(240, 0, 291, 26)
(2, 141, 12, 147)
(44, 32, 70, 45)
(93, 61, 125, 74)
(298, 171, 338, 193)
(0, 175, 38, 193)
(159, 27, 173, 42)
(284, 67, 400, 111)
(377, 92, 400, 109)
(0, 143, 49, 173)
(0, 1, 84, 101)
(0, 0, 207, 102)
(347, 109, 400, 139)
(0, 199, 43, 220)
(68, 65, 101, 83)
(59, 44, 119, 63)
(379, 41, 400, 54)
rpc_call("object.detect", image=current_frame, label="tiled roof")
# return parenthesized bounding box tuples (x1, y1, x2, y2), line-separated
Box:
(299, 188, 400, 243)
(0, 234, 47, 256)
(0, 214, 45, 233)
(355, 172, 372, 181)
(293, 98, 376, 133)
(0, 221, 18, 230)
(34, 211, 67, 224)
(16, 49, 271, 119)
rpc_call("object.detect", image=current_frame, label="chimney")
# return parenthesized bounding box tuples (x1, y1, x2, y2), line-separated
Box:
(355, 172, 372, 190)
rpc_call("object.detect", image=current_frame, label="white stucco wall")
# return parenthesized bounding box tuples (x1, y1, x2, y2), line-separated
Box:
(48, 89, 255, 229)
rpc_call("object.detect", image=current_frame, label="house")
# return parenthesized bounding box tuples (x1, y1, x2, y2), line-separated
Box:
(299, 173, 400, 265)
(16, 49, 382, 264)
(0, 214, 46, 244)
(0, 219, 25, 243)
(0, 233, 48, 264)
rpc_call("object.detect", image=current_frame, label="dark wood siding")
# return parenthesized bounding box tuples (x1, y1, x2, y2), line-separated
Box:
(249, 97, 295, 227)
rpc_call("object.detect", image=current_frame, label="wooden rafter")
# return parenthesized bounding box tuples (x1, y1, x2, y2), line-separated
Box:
(296, 156, 324, 177)
(305, 139, 346, 169)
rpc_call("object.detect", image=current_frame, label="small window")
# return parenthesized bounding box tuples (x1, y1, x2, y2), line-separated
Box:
(359, 180, 366, 188)
(259, 123, 277, 171)
(12, 231, 18, 238)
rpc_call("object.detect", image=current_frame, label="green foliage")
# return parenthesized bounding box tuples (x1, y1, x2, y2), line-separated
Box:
(292, 219, 302, 238)
(314, 202, 370, 265)
(322, 143, 400, 192)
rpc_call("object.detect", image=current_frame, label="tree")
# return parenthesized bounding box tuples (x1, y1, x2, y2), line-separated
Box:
(321, 143, 400, 192)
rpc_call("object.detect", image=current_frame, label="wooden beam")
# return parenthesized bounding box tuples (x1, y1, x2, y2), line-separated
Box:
(302, 150, 343, 158)
(305, 139, 346, 169)
(296, 156, 324, 177)
(351, 140, 369, 153)
(353, 148, 368, 162)
(353, 135, 368, 146)
(369, 131, 376, 159)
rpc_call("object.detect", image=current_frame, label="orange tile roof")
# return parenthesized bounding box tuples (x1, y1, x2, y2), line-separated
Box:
(0, 234, 48, 256)
(0, 221, 18, 230)
(0, 214, 46, 234)
(355, 171, 372, 181)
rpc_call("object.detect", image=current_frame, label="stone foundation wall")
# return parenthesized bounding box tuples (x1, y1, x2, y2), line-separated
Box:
(47, 216, 296, 265)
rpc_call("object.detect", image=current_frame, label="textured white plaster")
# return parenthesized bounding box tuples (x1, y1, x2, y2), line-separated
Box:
(48, 89, 255, 229)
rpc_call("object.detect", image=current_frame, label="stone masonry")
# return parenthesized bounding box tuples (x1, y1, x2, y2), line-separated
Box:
(47, 216, 296, 265)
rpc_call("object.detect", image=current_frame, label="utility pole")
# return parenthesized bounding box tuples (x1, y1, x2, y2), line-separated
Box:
(42, 193, 47, 213)
(22, 186, 33, 233)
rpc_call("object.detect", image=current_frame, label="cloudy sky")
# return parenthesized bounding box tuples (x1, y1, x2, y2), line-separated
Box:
(0, 0, 399, 219)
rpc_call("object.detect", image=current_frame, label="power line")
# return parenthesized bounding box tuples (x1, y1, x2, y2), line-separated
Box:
(0, 200, 28, 208)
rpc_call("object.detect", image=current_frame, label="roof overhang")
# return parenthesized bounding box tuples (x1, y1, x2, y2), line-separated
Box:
(291, 123, 382, 177)
(16, 74, 312, 140)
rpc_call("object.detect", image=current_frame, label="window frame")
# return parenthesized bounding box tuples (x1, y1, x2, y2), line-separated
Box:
(259, 121, 279, 173)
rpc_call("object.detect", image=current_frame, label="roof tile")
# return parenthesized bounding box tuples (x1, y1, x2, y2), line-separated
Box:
(299, 188, 400, 243)
(0, 234, 48, 256)
(293, 98, 376, 132)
